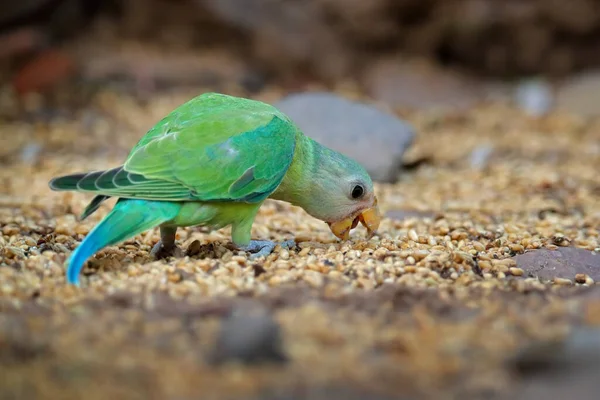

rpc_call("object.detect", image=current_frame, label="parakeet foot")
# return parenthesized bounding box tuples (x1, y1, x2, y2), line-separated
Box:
(150, 240, 182, 259)
(150, 226, 180, 259)
(240, 239, 295, 259)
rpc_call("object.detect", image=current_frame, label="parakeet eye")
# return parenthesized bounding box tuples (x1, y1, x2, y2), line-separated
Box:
(351, 184, 365, 199)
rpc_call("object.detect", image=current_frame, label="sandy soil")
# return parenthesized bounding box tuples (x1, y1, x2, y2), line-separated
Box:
(1, 86, 599, 400)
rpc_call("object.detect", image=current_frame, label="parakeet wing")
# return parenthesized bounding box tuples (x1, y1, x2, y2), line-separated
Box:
(51, 93, 298, 203)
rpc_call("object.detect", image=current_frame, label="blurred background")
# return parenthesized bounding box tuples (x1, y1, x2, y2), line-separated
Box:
(2, 3, 600, 400)
(2, 0, 600, 116)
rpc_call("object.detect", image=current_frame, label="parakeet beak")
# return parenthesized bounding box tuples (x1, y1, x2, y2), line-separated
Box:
(327, 197, 381, 240)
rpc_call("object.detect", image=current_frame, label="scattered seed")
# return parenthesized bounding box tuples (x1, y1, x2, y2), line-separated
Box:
(509, 267, 524, 277)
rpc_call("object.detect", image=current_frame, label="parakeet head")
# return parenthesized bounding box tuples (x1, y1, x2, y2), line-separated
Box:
(296, 141, 381, 240)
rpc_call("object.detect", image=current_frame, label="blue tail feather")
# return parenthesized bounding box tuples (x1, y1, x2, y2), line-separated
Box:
(66, 199, 181, 286)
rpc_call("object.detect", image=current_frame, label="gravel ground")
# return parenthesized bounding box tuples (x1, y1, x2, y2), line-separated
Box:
(1, 87, 600, 400)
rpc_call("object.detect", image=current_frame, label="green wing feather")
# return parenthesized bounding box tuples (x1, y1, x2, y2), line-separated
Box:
(49, 93, 299, 203)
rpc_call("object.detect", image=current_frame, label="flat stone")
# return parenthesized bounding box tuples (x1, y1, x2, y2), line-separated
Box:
(512, 327, 600, 399)
(211, 305, 287, 365)
(513, 247, 600, 281)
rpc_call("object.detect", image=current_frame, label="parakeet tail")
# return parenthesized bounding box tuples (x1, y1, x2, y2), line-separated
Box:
(66, 198, 181, 285)
(80, 195, 111, 220)
(49, 166, 133, 192)
(49, 172, 92, 191)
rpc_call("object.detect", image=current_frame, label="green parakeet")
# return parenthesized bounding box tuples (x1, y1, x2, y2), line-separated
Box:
(49, 93, 381, 286)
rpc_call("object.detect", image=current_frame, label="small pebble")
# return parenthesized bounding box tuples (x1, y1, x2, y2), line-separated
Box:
(514, 78, 554, 117)
(186, 240, 202, 257)
(211, 306, 287, 365)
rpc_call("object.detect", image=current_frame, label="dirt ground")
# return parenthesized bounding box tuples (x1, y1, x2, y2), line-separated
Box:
(1, 84, 600, 400)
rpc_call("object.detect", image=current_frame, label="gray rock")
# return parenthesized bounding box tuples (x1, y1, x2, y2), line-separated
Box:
(512, 327, 600, 400)
(513, 247, 600, 281)
(19, 142, 42, 164)
(556, 70, 600, 116)
(469, 144, 495, 170)
(514, 78, 554, 116)
(513, 327, 600, 372)
(275, 92, 415, 183)
(211, 306, 287, 365)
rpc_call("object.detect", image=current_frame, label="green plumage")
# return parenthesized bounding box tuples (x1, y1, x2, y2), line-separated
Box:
(51, 94, 298, 203)
(49, 92, 375, 286)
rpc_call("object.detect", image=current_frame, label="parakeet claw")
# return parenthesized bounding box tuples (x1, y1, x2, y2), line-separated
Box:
(240, 239, 296, 259)
(150, 226, 181, 259)
(150, 240, 182, 259)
